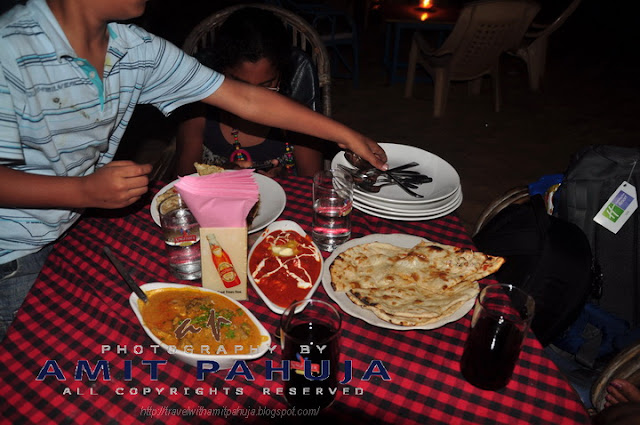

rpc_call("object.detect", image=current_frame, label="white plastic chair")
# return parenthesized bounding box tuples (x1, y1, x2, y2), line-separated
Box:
(404, 0, 541, 117)
(510, 0, 582, 91)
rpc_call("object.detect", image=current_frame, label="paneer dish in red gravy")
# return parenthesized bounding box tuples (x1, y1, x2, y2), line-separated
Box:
(249, 230, 322, 308)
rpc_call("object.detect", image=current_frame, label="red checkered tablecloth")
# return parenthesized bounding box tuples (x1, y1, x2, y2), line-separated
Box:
(0, 176, 590, 424)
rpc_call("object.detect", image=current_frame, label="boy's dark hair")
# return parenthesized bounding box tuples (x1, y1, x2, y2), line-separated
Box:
(198, 7, 290, 76)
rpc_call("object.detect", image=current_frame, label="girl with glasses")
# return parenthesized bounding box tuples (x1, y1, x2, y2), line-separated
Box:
(175, 7, 325, 177)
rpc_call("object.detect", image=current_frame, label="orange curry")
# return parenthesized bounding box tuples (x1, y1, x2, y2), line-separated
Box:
(139, 288, 264, 355)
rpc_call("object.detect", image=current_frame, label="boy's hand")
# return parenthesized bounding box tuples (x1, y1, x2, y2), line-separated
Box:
(83, 161, 152, 208)
(337, 136, 388, 171)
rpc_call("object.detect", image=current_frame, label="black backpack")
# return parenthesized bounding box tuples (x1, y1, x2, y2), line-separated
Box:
(553, 145, 640, 329)
(473, 195, 596, 346)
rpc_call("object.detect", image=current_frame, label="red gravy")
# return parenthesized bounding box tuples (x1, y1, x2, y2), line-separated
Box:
(249, 230, 322, 308)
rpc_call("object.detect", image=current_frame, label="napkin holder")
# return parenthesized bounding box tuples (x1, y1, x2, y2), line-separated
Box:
(200, 227, 248, 300)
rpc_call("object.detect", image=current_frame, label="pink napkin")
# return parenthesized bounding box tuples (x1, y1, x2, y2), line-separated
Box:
(174, 170, 259, 228)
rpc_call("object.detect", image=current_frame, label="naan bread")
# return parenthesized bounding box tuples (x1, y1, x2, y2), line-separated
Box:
(330, 242, 406, 291)
(156, 187, 178, 209)
(330, 239, 504, 326)
(347, 281, 478, 326)
(194, 163, 224, 176)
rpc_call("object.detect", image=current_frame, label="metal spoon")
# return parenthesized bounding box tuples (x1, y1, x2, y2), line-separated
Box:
(338, 164, 375, 182)
(103, 246, 148, 303)
(345, 150, 375, 170)
(344, 151, 425, 198)
(345, 151, 420, 178)
(357, 180, 419, 193)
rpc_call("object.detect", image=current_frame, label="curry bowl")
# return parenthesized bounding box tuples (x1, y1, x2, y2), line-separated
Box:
(129, 282, 271, 369)
(248, 220, 323, 314)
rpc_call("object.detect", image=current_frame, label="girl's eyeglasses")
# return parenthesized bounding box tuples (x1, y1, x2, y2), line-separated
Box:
(263, 78, 280, 92)
(259, 76, 280, 92)
(226, 72, 280, 92)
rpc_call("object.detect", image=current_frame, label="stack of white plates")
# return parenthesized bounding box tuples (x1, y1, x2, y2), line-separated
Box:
(331, 143, 462, 221)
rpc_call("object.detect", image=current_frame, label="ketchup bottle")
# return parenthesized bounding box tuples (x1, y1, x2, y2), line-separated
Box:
(206, 234, 241, 288)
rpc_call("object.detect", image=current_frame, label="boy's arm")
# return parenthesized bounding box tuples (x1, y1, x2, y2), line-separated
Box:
(202, 78, 388, 170)
(175, 115, 206, 177)
(0, 161, 152, 209)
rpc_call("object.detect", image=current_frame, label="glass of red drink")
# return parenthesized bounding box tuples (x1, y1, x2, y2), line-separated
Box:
(280, 299, 342, 409)
(460, 283, 535, 391)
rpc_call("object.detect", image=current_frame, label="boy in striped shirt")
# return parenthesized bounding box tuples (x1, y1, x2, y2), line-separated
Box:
(0, 0, 387, 340)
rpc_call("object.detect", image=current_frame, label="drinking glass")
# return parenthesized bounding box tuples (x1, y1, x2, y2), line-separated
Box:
(159, 194, 201, 280)
(312, 169, 353, 252)
(280, 299, 342, 409)
(460, 283, 535, 390)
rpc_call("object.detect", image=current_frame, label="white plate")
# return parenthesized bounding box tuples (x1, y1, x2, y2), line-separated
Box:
(331, 143, 460, 204)
(247, 220, 323, 314)
(322, 234, 475, 330)
(353, 191, 462, 221)
(354, 186, 461, 213)
(355, 188, 462, 215)
(151, 173, 286, 234)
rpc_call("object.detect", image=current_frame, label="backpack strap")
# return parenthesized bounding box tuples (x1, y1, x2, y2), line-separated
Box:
(519, 195, 551, 296)
(573, 182, 590, 228)
(530, 194, 550, 233)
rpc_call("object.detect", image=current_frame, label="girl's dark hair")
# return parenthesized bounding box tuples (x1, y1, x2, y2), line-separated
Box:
(199, 7, 290, 75)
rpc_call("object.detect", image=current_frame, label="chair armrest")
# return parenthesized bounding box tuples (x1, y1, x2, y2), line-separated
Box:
(524, 23, 549, 39)
(425, 52, 454, 67)
(412, 32, 451, 57)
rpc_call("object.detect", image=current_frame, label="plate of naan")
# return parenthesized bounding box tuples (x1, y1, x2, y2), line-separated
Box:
(322, 234, 505, 330)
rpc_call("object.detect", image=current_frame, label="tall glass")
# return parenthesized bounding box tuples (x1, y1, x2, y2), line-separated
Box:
(312, 169, 353, 252)
(280, 299, 342, 409)
(460, 283, 535, 390)
(159, 194, 201, 280)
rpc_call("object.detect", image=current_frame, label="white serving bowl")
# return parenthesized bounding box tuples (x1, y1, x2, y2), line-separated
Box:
(247, 220, 323, 314)
(129, 282, 271, 369)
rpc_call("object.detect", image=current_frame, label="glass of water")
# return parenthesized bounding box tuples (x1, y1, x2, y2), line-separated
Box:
(312, 169, 354, 252)
(159, 194, 202, 280)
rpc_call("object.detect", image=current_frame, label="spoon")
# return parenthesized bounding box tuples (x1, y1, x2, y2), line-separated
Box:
(345, 150, 377, 170)
(357, 180, 418, 193)
(338, 164, 377, 183)
(345, 151, 420, 178)
(345, 151, 425, 198)
(103, 246, 148, 303)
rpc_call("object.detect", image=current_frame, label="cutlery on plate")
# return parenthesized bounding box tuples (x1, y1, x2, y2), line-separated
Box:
(344, 151, 425, 198)
(356, 180, 418, 193)
(384, 172, 425, 198)
(103, 246, 148, 303)
(384, 162, 420, 173)
(345, 151, 420, 173)
(338, 164, 431, 184)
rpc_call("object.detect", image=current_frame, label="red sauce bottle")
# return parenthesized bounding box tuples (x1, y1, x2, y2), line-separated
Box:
(206, 234, 241, 288)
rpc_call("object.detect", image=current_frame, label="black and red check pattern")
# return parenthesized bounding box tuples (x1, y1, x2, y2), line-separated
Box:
(0, 177, 590, 424)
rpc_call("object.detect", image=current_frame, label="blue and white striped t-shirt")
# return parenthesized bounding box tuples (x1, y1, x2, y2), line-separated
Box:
(0, 0, 224, 263)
